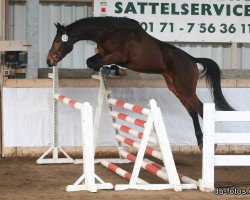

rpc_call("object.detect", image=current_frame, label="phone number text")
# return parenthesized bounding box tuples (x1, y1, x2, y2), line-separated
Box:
(140, 22, 250, 34)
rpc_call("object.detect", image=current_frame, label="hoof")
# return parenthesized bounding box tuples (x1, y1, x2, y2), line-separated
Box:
(198, 138, 203, 151)
(101, 65, 127, 77)
(198, 143, 203, 151)
(117, 68, 127, 76)
(110, 65, 127, 76)
(93, 66, 101, 72)
(86, 59, 94, 69)
(87, 60, 102, 70)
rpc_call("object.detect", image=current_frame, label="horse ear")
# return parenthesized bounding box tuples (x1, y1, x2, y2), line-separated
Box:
(54, 22, 65, 33)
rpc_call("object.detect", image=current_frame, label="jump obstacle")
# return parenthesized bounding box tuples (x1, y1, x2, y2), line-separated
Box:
(96, 70, 250, 192)
(93, 71, 198, 191)
(37, 66, 113, 192)
(37, 66, 250, 192)
(199, 103, 250, 192)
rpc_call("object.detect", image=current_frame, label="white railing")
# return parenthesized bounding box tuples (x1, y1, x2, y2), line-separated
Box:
(199, 103, 250, 192)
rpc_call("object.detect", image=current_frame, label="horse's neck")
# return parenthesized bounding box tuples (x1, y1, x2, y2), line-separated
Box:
(69, 20, 109, 42)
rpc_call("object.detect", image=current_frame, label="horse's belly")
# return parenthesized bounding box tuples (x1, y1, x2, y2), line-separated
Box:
(126, 62, 165, 74)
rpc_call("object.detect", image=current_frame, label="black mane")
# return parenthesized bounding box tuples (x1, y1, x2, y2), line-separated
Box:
(65, 17, 140, 32)
(55, 17, 142, 42)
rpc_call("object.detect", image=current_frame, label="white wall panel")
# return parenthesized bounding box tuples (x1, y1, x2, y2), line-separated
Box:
(8, 2, 250, 69)
(3, 87, 250, 147)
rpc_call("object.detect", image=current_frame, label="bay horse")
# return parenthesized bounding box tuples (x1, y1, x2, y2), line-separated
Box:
(47, 17, 234, 149)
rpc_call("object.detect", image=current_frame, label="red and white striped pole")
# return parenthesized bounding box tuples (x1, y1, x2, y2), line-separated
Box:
(116, 135, 163, 160)
(113, 123, 158, 145)
(119, 150, 169, 182)
(101, 160, 147, 184)
(108, 98, 150, 115)
(144, 158, 198, 186)
(54, 94, 83, 111)
(119, 150, 198, 186)
(110, 111, 146, 128)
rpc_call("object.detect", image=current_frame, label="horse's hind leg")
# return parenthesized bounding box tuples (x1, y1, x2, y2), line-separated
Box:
(185, 96, 204, 149)
(163, 73, 204, 149)
(177, 93, 204, 149)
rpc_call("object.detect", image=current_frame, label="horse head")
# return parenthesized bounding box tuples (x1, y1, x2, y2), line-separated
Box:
(47, 23, 74, 67)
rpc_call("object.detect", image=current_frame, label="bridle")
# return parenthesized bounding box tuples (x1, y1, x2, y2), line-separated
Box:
(49, 33, 68, 62)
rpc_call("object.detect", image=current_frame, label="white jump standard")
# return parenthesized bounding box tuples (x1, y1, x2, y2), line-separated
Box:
(37, 66, 74, 164)
(65, 101, 113, 192)
(38, 66, 113, 192)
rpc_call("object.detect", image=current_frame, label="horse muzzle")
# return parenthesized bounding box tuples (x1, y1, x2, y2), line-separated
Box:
(47, 53, 58, 67)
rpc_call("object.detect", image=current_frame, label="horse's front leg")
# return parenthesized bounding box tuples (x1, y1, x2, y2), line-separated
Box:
(87, 52, 127, 74)
(101, 53, 129, 76)
(86, 53, 103, 71)
(86, 52, 124, 70)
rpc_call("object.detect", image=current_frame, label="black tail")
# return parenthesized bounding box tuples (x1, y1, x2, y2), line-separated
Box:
(195, 58, 234, 111)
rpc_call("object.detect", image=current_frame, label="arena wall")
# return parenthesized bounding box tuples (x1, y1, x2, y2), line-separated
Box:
(2, 78, 250, 157)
